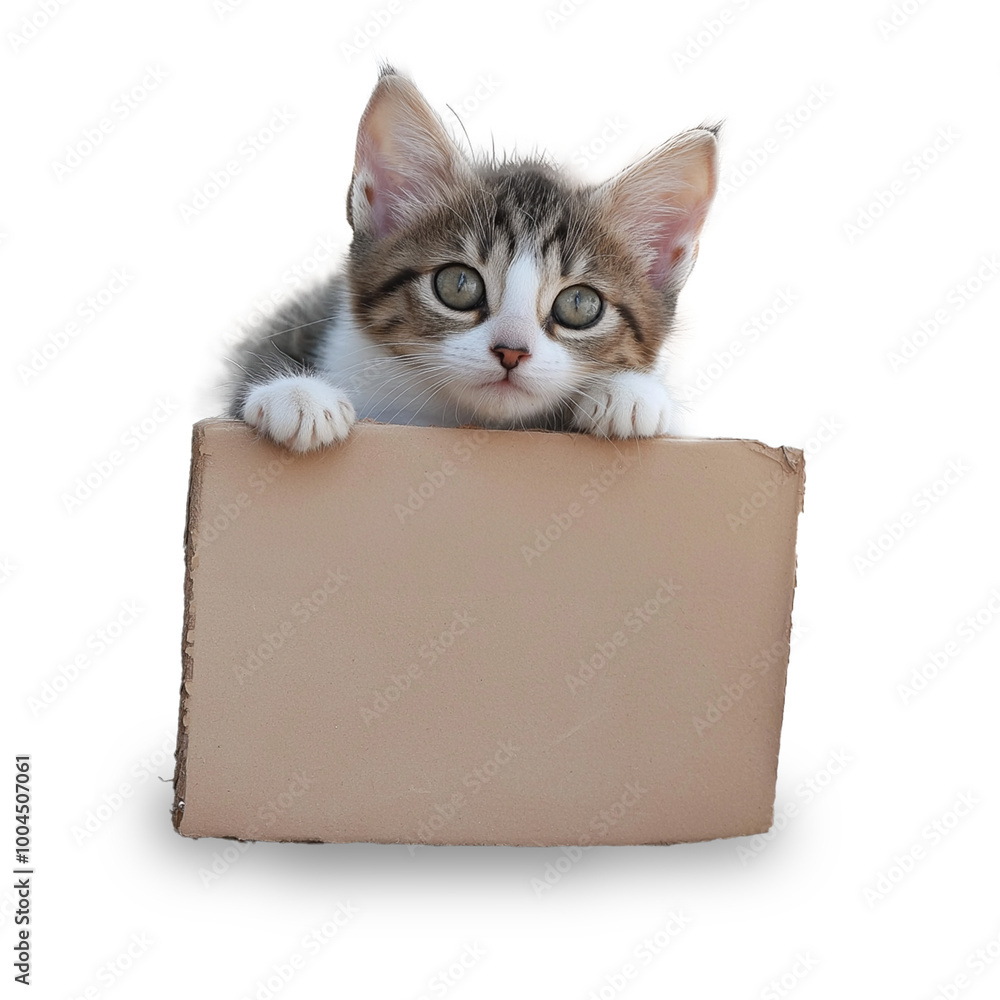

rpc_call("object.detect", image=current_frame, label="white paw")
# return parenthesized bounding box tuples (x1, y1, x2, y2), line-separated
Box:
(242, 375, 356, 452)
(571, 372, 674, 439)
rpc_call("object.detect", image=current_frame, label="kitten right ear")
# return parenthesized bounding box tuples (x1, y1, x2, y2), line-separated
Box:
(347, 69, 467, 240)
(598, 128, 719, 293)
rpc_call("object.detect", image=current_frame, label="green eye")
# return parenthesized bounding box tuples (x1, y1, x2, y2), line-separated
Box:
(434, 264, 485, 311)
(552, 285, 603, 329)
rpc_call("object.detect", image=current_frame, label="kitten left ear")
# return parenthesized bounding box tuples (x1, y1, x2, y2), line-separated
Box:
(598, 128, 718, 292)
(347, 68, 468, 240)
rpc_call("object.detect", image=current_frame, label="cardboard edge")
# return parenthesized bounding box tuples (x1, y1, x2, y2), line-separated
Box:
(175, 823, 775, 847)
(738, 438, 804, 475)
(172, 421, 209, 835)
(191, 419, 804, 462)
(764, 445, 806, 835)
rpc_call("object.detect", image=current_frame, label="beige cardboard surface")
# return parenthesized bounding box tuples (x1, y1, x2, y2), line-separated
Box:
(173, 419, 804, 846)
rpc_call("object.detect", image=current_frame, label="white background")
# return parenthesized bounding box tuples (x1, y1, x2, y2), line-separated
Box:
(4, 0, 1000, 997)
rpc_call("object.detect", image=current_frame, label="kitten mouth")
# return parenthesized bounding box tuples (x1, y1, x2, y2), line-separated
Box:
(454, 372, 555, 422)
(482, 375, 530, 395)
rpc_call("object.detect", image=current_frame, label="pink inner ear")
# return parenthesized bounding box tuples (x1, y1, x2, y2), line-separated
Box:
(646, 215, 697, 290)
(363, 155, 418, 240)
(365, 175, 394, 239)
(607, 131, 717, 291)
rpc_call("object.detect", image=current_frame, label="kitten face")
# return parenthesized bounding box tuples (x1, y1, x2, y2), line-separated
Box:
(348, 166, 674, 425)
(342, 69, 718, 429)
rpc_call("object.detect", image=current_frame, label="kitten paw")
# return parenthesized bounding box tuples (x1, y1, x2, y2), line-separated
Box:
(242, 376, 356, 452)
(571, 372, 674, 439)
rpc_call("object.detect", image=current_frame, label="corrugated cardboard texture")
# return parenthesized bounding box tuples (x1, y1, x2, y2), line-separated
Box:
(174, 420, 804, 846)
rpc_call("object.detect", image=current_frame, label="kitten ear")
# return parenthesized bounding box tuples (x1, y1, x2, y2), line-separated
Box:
(347, 68, 467, 239)
(598, 128, 718, 292)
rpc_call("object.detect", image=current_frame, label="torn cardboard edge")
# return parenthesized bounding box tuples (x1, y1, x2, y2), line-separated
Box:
(173, 419, 805, 846)
(171, 422, 205, 835)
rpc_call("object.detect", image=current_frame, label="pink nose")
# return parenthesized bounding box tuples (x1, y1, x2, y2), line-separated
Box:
(491, 344, 531, 370)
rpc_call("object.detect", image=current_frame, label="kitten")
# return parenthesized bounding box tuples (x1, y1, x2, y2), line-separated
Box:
(226, 67, 718, 452)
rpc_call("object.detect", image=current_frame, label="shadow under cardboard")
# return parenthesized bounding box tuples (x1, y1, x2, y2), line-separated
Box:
(170, 817, 749, 889)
